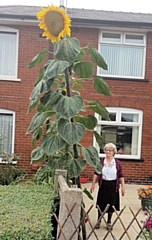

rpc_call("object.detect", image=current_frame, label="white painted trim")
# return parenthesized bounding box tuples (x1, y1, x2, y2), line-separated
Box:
(98, 30, 147, 79)
(0, 158, 17, 164)
(94, 107, 143, 159)
(0, 26, 19, 79)
(0, 78, 21, 82)
(0, 109, 15, 155)
(12, 111, 16, 155)
(0, 19, 38, 26)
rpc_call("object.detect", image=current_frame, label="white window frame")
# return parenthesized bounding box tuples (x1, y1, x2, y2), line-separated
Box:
(94, 107, 143, 159)
(98, 31, 146, 79)
(0, 109, 16, 164)
(0, 26, 20, 81)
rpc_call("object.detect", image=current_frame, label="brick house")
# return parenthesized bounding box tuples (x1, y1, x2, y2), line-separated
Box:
(0, 5, 152, 183)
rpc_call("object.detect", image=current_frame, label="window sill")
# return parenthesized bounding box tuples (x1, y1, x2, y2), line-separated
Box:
(99, 155, 144, 161)
(117, 158, 144, 162)
(0, 159, 17, 164)
(0, 77, 21, 82)
(103, 77, 149, 82)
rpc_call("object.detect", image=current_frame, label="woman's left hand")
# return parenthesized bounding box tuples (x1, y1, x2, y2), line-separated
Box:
(121, 186, 125, 196)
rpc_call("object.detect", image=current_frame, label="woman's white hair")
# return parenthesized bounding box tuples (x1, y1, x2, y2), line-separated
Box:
(104, 143, 117, 155)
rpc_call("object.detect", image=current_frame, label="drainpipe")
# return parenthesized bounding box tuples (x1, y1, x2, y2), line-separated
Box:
(60, 0, 64, 6)
(60, 0, 67, 9)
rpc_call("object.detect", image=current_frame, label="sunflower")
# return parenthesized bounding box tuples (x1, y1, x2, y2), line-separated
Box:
(37, 5, 71, 43)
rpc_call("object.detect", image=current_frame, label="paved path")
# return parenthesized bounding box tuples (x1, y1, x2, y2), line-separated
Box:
(81, 183, 145, 240)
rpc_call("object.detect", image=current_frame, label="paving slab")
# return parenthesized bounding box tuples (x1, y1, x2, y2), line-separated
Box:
(81, 183, 146, 239)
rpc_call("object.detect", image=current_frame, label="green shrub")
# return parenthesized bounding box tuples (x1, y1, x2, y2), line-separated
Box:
(0, 229, 52, 240)
(34, 164, 53, 185)
(0, 165, 26, 185)
(0, 184, 55, 239)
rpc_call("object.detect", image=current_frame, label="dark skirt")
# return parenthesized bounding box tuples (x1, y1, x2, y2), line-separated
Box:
(96, 179, 120, 213)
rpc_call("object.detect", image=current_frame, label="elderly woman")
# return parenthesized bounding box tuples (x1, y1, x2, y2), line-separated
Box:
(90, 143, 125, 230)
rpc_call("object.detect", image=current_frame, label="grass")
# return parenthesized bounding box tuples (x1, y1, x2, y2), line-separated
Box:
(0, 182, 55, 239)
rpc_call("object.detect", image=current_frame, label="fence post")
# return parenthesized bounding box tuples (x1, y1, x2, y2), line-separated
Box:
(54, 169, 67, 193)
(56, 173, 82, 240)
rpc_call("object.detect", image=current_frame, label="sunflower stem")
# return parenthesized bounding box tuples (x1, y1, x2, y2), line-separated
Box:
(64, 67, 71, 97)
(65, 67, 78, 158)
(65, 67, 86, 239)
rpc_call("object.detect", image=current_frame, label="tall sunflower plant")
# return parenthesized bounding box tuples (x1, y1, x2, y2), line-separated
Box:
(27, 5, 111, 190)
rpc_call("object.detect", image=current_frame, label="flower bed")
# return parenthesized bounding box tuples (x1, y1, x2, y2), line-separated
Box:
(141, 209, 152, 239)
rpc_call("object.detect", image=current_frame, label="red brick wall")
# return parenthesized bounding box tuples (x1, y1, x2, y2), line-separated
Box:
(76, 29, 152, 184)
(0, 24, 49, 173)
(0, 24, 152, 183)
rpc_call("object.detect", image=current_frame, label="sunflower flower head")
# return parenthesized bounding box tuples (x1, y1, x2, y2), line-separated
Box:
(37, 5, 71, 43)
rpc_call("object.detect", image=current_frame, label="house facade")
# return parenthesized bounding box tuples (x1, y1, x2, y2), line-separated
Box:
(0, 5, 152, 183)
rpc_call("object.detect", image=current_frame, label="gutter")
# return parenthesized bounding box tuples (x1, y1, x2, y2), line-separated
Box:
(1, 14, 152, 30)
(0, 14, 38, 26)
(71, 18, 152, 30)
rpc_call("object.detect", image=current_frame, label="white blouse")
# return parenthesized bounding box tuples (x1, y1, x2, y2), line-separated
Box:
(102, 158, 117, 180)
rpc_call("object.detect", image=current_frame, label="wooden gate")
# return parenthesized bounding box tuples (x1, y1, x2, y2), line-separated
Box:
(54, 170, 151, 240)
(54, 203, 151, 240)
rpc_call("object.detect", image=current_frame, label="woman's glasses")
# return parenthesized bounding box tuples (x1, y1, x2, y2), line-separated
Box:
(105, 149, 113, 152)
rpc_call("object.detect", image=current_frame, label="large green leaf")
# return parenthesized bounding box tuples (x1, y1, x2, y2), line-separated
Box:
(75, 48, 85, 62)
(149, 228, 152, 238)
(40, 91, 52, 106)
(41, 89, 61, 107)
(28, 49, 47, 68)
(52, 95, 83, 118)
(93, 76, 111, 96)
(89, 101, 109, 121)
(87, 44, 108, 70)
(49, 156, 66, 171)
(29, 78, 54, 110)
(31, 146, 46, 162)
(82, 146, 100, 168)
(94, 161, 102, 174)
(44, 60, 69, 81)
(28, 87, 40, 114)
(27, 68, 46, 113)
(74, 62, 94, 78)
(75, 115, 97, 130)
(83, 188, 94, 200)
(34, 68, 45, 86)
(54, 38, 81, 63)
(72, 82, 84, 90)
(93, 131, 103, 148)
(46, 121, 57, 134)
(58, 118, 85, 145)
(26, 112, 51, 134)
(42, 133, 66, 156)
(37, 100, 55, 114)
(32, 127, 43, 145)
(65, 158, 86, 178)
(28, 98, 39, 114)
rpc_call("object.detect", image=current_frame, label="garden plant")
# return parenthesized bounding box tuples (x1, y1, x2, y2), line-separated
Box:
(137, 186, 152, 200)
(27, 4, 111, 185)
(0, 135, 25, 185)
(140, 208, 152, 239)
(0, 183, 54, 239)
(27, 5, 111, 239)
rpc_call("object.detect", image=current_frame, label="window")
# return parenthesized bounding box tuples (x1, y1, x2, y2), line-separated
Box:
(0, 27, 19, 79)
(98, 31, 146, 79)
(0, 109, 15, 158)
(94, 108, 143, 159)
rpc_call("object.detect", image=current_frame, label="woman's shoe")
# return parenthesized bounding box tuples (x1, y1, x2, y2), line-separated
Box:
(107, 223, 113, 230)
(95, 222, 101, 229)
